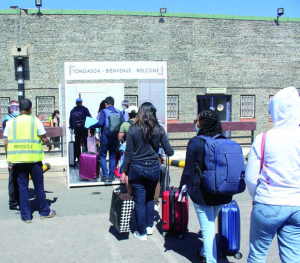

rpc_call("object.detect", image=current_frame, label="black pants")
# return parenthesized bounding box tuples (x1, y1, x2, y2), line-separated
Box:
(74, 127, 88, 160)
(8, 167, 19, 208)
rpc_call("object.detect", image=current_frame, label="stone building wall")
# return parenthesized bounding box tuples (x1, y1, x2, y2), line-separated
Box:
(0, 10, 299, 135)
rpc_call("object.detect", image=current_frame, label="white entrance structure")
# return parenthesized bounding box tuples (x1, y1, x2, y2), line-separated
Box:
(60, 61, 167, 188)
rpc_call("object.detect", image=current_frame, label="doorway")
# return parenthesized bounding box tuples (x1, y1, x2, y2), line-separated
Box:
(197, 95, 231, 122)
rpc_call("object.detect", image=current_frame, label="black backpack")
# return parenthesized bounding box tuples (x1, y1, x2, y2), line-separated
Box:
(103, 109, 123, 135)
(71, 108, 85, 128)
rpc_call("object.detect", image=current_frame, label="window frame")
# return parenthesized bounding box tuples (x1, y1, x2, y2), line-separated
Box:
(240, 95, 255, 118)
(0, 97, 10, 124)
(36, 96, 55, 122)
(167, 95, 179, 120)
(124, 95, 138, 107)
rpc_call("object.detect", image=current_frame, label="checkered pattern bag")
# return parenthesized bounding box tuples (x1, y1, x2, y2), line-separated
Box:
(109, 187, 134, 233)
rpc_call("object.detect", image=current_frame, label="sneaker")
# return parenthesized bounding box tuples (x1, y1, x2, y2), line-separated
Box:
(101, 177, 109, 182)
(10, 205, 20, 211)
(21, 218, 32, 223)
(40, 210, 56, 220)
(154, 204, 160, 212)
(146, 226, 154, 235)
(133, 231, 147, 241)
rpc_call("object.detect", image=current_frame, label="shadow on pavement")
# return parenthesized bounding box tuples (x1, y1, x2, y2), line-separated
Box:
(28, 188, 57, 213)
(108, 225, 130, 241)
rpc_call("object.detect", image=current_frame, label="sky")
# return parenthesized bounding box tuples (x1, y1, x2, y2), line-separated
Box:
(1, 0, 299, 18)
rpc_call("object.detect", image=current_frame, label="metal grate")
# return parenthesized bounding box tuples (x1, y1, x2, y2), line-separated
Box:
(124, 95, 138, 106)
(36, 97, 54, 121)
(167, 95, 179, 119)
(241, 95, 255, 118)
(0, 98, 10, 122)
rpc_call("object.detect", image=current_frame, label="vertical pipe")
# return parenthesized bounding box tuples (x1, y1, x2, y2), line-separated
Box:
(17, 56, 24, 101)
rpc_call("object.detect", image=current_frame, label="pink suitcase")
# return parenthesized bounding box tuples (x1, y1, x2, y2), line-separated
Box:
(79, 152, 100, 181)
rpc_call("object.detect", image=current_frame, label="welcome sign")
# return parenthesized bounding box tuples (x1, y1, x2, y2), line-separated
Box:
(64, 61, 167, 80)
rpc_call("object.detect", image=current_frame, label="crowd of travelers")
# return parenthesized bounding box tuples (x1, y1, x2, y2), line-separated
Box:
(2, 86, 300, 263)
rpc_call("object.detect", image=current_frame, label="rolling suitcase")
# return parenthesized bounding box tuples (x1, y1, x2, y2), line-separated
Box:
(69, 130, 76, 167)
(79, 152, 100, 181)
(218, 200, 243, 260)
(162, 157, 189, 239)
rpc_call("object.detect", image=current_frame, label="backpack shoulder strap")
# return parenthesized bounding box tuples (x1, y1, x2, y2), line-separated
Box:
(128, 120, 134, 125)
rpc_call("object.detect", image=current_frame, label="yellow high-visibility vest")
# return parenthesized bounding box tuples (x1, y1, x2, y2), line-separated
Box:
(7, 114, 44, 163)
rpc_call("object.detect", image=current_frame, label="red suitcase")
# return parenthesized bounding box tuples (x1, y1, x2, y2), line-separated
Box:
(79, 152, 100, 181)
(161, 158, 189, 239)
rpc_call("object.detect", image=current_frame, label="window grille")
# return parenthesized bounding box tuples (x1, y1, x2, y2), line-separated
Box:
(36, 97, 54, 121)
(124, 95, 138, 106)
(0, 98, 10, 122)
(241, 95, 255, 118)
(167, 95, 179, 119)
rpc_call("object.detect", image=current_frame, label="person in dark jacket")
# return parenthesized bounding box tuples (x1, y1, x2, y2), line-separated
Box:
(121, 102, 174, 241)
(69, 98, 91, 162)
(89, 96, 125, 182)
(179, 109, 232, 263)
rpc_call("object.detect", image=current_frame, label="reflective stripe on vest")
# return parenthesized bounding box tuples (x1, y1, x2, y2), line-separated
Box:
(7, 115, 44, 163)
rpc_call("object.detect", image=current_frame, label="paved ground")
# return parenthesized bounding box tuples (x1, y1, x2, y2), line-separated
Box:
(0, 165, 280, 263)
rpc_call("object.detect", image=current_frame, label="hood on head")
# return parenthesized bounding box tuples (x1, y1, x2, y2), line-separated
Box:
(269, 86, 300, 128)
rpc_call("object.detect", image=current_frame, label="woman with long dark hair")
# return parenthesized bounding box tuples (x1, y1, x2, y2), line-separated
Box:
(121, 102, 174, 241)
(179, 109, 232, 263)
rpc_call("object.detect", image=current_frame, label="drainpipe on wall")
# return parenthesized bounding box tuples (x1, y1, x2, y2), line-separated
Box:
(17, 56, 24, 101)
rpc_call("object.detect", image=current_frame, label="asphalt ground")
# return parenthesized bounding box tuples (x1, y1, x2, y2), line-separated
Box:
(0, 165, 281, 263)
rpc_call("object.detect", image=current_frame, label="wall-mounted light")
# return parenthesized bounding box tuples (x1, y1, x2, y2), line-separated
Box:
(10, 6, 19, 9)
(160, 8, 167, 14)
(35, 0, 42, 16)
(275, 7, 284, 25)
(159, 8, 167, 23)
(277, 8, 284, 17)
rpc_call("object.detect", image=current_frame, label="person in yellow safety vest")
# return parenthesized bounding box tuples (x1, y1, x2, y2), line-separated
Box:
(4, 99, 56, 223)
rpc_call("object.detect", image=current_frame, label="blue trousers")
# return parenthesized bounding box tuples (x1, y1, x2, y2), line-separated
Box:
(248, 202, 300, 263)
(129, 161, 160, 236)
(99, 133, 119, 178)
(193, 203, 223, 263)
(14, 162, 50, 221)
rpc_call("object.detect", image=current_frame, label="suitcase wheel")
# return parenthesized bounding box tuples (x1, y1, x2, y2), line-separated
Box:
(234, 252, 243, 260)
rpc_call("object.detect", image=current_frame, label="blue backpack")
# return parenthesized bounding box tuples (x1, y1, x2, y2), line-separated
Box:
(198, 134, 246, 195)
(103, 109, 123, 135)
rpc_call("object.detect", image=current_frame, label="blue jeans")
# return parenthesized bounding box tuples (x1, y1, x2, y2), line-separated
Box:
(129, 161, 160, 236)
(248, 202, 300, 263)
(14, 162, 50, 220)
(100, 133, 119, 178)
(193, 203, 223, 263)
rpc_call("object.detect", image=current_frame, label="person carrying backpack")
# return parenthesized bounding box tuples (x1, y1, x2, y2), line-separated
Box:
(89, 96, 124, 182)
(69, 98, 91, 163)
(179, 109, 245, 263)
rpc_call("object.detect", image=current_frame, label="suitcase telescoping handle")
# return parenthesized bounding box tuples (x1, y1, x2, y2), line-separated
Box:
(164, 155, 170, 190)
(69, 127, 74, 141)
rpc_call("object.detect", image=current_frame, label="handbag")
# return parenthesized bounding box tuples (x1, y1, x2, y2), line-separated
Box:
(109, 185, 134, 233)
(260, 132, 267, 172)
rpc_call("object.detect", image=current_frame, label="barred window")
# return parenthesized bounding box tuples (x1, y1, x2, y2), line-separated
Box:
(240, 95, 255, 118)
(36, 96, 54, 121)
(124, 95, 138, 106)
(0, 97, 10, 122)
(167, 95, 179, 119)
